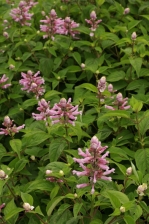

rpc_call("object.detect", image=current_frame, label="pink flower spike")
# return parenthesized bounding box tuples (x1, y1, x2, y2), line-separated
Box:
(76, 183, 89, 189)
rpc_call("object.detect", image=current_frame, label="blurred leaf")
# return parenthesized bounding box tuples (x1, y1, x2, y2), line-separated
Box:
(129, 57, 142, 77)
(135, 148, 149, 175)
(10, 139, 22, 159)
(73, 203, 83, 218)
(21, 192, 33, 205)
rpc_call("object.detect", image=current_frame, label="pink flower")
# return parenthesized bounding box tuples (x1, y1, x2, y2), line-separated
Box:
(0, 74, 11, 89)
(73, 136, 115, 194)
(85, 11, 102, 35)
(32, 99, 53, 125)
(19, 70, 45, 99)
(50, 98, 81, 126)
(105, 92, 130, 110)
(10, 0, 36, 26)
(0, 116, 25, 136)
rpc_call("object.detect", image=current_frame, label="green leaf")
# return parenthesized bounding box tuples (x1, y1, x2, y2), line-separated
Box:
(135, 148, 149, 175)
(96, 0, 105, 6)
(128, 20, 141, 30)
(102, 190, 129, 208)
(73, 203, 83, 218)
(130, 204, 142, 221)
(22, 52, 32, 62)
(32, 42, 43, 51)
(35, 206, 44, 216)
(0, 144, 7, 160)
(21, 192, 33, 205)
(22, 131, 50, 147)
(129, 57, 142, 77)
(130, 96, 143, 112)
(22, 99, 38, 109)
(90, 219, 103, 224)
(44, 90, 61, 100)
(49, 138, 67, 162)
(67, 65, 81, 72)
(27, 180, 54, 192)
(139, 116, 149, 136)
(76, 83, 98, 93)
(106, 71, 125, 82)
(123, 215, 135, 224)
(131, 162, 139, 182)
(5, 208, 24, 220)
(50, 185, 60, 200)
(14, 158, 28, 173)
(4, 199, 23, 221)
(72, 52, 81, 65)
(66, 216, 82, 224)
(39, 58, 53, 76)
(47, 196, 64, 216)
(10, 139, 22, 159)
(126, 79, 149, 90)
(46, 162, 71, 175)
(99, 110, 130, 119)
(58, 204, 71, 215)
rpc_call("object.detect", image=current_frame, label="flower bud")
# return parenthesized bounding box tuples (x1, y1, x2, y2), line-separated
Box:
(116, 93, 123, 102)
(131, 32, 137, 40)
(59, 170, 64, 176)
(23, 202, 34, 211)
(108, 84, 113, 92)
(0, 170, 6, 178)
(30, 155, 35, 161)
(60, 98, 67, 107)
(46, 170, 52, 175)
(123, 8, 130, 15)
(120, 206, 125, 213)
(126, 167, 132, 176)
(74, 193, 78, 198)
(3, 32, 9, 38)
(90, 11, 96, 20)
(9, 64, 15, 70)
(81, 63, 85, 69)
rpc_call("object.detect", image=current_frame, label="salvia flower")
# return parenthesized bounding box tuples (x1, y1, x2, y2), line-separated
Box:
(50, 98, 82, 126)
(40, 9, 64, 39)
(0, 170, 8, 180)
(10, 0, 35, 26)
(0, 74, 11, 89)
(105, 92, 130, 110)
(19, 70, 45, 99)
(0, 116, 25, 136)
(73, 136, 115, 194)
(23, 202, 34, 212)
(32, 98, 52, 124)
(85, 11, 102, 36)
(63, 17, 79, 38)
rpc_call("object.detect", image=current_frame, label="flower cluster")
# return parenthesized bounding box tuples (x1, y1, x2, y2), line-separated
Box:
(33, 98, 81, 126)
(49, 98, 81, 126)
(0, 116, 25, 136)
(85, 11, 102, 37)
(137, 183, 147, 196)
(105, 92, 130, 110)
(19, 70, 45, 99)
(10, 0, 37, 26)
(32, 99, 52, 125)
(73, 136, 115, 194)
(40, 9, 79, 39)
(0, 74, 11, 89)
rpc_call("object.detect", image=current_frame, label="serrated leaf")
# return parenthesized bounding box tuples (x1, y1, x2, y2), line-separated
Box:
(21, 192, 33, 205)
(135, 148, 149, 175)
(129, 57, 142, 77)
(76, 83, 98, 93)
(47, 196, 64, 216)
(73, 203, 83, 218)
(10, 139, 22, 159)
(49, 139, 67, 162)
(106, 71, 125, 82)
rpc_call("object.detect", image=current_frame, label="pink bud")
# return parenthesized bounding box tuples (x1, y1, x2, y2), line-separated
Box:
(123, 8, 130, 14)
(90, 11, 96, 20)
(131, 32, 137, 40)
(59, 98, 67, 107)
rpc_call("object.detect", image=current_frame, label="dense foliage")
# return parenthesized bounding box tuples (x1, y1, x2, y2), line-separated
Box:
(0, 0, 149, 223)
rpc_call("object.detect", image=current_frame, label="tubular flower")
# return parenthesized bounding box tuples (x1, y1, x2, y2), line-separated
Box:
(19, 70, 45, 99)
(0, 116, 25, 136)
(10, 0, 35, 26)
(40, 9, 79, 39)
(73, 136, 115, 194)
(49, 98, 82, 126)
(105, 92, 130, 110)
(32, 99, 53, 125)
(40, 9, 64, 39)
(0, 74, 11, 89)
(85, 11, 102, 36)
